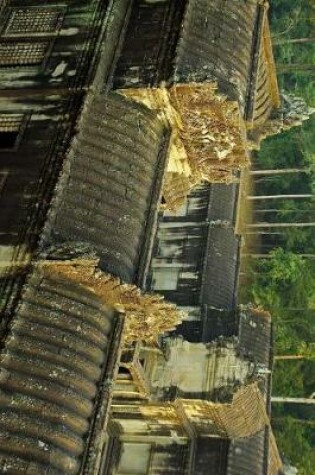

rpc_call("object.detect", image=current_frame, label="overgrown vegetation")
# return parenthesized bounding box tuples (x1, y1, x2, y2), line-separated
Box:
(244, 1, 315, 472)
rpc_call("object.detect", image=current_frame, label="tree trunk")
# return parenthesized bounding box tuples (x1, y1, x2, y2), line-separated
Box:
(248, 222, 315, 229)
(243, 231, 283, 235)
(273, 417, 315, 426)
(274, 37, 315, 46)
(274, 355, 305, 360)
(250, 168, 310, 176)
(277, 63, 315, 74)
(272, 397, 315, 404)
(242, 254, 315, 259)
(280, 309, 315, 313)
(254, 209, 311, 213)
(248, 194, 312, 200)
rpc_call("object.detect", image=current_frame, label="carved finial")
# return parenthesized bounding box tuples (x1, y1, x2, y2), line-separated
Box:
(280, 92, 315, 130)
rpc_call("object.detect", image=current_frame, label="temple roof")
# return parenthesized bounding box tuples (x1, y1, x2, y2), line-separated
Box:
(0, 263, 124, 474)
(226, 307, 274, 475)
(113, 0, 281, 128)
(41, 91, 168, 283)
(197, 182, 240, 309)
(227, 425, 283, 475)
(227, 430, 267, 475)
(175, 0, 261, 112)
(200, 226, 240, 310)
(182, 383, 269, 439)
(239, 307, 273, 368)
(207, 183, 239, 223)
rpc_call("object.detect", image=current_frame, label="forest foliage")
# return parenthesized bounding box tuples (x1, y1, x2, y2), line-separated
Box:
(244, 1, 315, 473)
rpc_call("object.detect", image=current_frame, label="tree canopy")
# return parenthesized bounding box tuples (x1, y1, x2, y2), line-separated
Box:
(243, 1, 315, 472)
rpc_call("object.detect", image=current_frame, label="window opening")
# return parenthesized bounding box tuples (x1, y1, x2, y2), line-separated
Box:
(0, 114, 24, 149)
(118, 443, 151, 474)
(139, 358, 146, 371)
(152, 267, 180, 291)
(0, 41, 49, 66)
(0, 172, 8, 194)
(4, 8, 63, 35)
(118, 366, 130, 375)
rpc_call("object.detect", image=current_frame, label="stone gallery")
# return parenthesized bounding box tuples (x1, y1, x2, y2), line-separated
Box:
(0, 1, 306, 474)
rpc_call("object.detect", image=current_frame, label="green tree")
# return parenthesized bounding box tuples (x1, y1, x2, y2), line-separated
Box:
(249, 248, 314, 309)
(245, 2, 315, 470)
(272, 415, 315, 475)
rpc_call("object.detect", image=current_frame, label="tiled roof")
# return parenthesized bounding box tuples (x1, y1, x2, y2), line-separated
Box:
(201, 227, 240, 309)
(227, 430, 266, 475)
(239, 308, 272, 367)
(41, 91, 168, 283)
(0, 264, 122, 474)
(175, 0, 260, 111)
(207, 184, 238, 223)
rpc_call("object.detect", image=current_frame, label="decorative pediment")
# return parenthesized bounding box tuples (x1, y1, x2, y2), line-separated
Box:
(42, 261, 184, 343)
(179, 382, 269, 438)
(120, 83, 249, 210)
